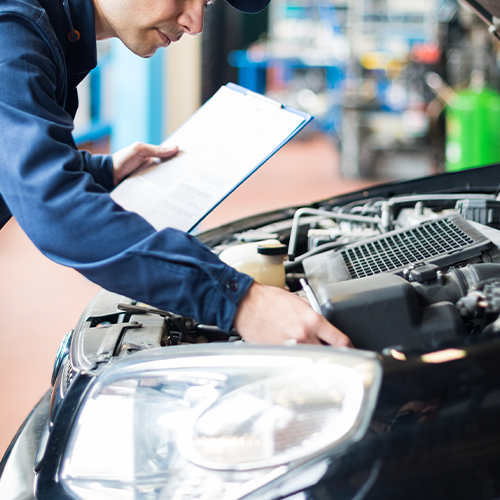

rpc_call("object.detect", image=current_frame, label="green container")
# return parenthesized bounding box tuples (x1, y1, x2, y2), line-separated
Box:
(446, 89, 500, 172)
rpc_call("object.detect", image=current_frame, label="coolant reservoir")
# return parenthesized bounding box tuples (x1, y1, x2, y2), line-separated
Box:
(219, 239, 288, 288)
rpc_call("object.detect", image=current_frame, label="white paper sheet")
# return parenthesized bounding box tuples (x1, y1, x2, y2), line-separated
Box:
(110, 85, 309, 232)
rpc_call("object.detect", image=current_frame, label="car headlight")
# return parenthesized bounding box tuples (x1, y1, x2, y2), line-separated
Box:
(61, 345, 381, 500)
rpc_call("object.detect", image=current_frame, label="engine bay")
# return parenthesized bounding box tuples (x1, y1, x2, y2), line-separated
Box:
(66, 177, 500, 386)
(209, 189, 500, 352)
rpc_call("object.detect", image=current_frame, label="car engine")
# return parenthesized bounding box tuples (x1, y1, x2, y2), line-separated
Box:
(63, 184, 500, 390)
(207, 190, 500, 352)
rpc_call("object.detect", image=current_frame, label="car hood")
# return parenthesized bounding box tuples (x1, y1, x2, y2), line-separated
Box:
(460, 0, 500, 33)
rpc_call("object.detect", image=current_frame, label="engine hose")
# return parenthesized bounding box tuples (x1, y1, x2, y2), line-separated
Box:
(458, 263, 500, 289)
(413, 264, 500, 306)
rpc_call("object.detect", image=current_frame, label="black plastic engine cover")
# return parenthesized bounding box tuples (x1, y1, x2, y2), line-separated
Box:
(314, 274, 466, 351)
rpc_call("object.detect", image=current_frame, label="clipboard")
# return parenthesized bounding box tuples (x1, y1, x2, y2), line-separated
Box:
(111, 83, 313, 233)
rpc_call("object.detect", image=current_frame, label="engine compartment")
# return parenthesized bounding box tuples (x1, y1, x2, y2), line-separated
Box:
(65, 179, 500, 387)
(210, 189, 500, 352)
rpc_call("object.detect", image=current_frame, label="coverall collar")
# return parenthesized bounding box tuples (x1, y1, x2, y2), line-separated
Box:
(52, 0, 98, 76)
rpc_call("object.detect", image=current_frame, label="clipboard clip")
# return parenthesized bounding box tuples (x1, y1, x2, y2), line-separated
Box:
(246, 90, 284, 109)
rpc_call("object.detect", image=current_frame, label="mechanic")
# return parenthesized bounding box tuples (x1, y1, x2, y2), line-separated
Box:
(0, 0, 351, 348)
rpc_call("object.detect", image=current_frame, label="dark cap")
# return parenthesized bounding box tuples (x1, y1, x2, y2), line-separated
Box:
(225, 0, 271, 13)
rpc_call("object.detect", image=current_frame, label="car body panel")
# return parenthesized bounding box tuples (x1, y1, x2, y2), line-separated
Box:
(0, 392, 50, 500)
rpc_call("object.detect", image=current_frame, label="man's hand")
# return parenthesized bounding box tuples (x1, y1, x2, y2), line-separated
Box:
(233, 282, 353, 347)
(112, 142, 179, 186)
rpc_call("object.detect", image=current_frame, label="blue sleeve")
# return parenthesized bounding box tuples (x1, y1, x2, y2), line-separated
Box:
(80, 151, 115, 192)
(0, 16, 253, 330)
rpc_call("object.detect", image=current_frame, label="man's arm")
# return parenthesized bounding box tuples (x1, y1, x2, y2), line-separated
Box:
(0, 17, 252, 330)
(0, 17, 350, 346)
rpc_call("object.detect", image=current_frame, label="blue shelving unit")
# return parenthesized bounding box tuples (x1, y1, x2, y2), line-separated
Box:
(228, 50, 345, 137)
(228, 0, 348, 137)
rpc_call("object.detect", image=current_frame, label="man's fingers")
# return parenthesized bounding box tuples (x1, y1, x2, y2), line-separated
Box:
(297, 334, 323, 345)
(297, 295, 353, 348)
(299, 316, 352, 347)
(158, 145, 179, 158)
(308, 312, 349, 347)
(134, 142, 179, 160)
(319, 328, 354, 348)
(113, 143, 179, 185)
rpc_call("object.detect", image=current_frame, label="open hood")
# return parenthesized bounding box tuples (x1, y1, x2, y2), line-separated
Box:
(460, 0, 500, 36)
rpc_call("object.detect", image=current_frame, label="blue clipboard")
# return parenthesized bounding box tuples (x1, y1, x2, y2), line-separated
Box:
(111, 82, 313, 233)
(187, 83, 313, 233)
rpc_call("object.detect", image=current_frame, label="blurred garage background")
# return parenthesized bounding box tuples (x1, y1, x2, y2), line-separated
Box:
(2, 0, 500, 456)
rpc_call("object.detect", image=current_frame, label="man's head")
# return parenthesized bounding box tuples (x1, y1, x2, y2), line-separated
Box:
(94, 0, 271, 58)
(226, 0, 270, 13)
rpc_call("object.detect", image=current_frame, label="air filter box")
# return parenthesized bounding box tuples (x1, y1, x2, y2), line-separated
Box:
(303, 214, 491, 285)
(315, 274, 465, 351)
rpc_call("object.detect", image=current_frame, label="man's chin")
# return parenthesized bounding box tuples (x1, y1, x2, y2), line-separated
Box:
(123, 41, 162, 59)
(135, 47, 160, 59)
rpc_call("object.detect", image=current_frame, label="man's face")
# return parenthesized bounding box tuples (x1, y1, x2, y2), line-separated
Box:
(94, 0, 208, 58)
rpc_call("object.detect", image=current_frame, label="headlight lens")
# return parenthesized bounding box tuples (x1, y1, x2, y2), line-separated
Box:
(61, 346, 381, 500)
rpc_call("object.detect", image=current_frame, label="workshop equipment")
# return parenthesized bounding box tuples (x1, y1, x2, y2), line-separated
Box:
(446, 88, 500, 171)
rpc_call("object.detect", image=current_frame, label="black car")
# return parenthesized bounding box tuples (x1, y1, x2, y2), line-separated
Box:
(3, 162, 500, 500)
(5, 1, 500, 497)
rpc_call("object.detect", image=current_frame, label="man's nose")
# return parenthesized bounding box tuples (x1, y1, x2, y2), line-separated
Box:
(178, 0, 204, 35)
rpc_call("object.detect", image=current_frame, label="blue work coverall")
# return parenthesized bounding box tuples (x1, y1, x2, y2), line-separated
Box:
(0, 0, 253, 330)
